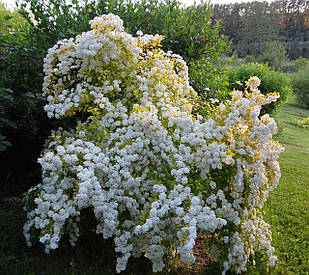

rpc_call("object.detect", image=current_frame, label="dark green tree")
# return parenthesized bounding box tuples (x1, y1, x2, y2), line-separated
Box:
(212, 0, 309, 59)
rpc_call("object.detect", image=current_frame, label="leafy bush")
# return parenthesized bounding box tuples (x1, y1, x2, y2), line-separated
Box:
(19, 0, 229, 98)
(0, 2, 26, 35)
(227, 63, 292, 115)
(257, 42, 289, 71)
(0, 6, 55, 195)
(18, 0, 227, 63)
(293, 57, 309, 72)
(24, 14, 283, 274)
(0, 88, 16, 151)
(239, 43, 290, 72)
(291, 64, 309, 108)
(189, 57, 230, 102)
(0, 4, 33, 153)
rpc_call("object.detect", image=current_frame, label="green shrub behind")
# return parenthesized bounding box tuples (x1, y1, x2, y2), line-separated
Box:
(227, 63, 292, 115)
(293, 57, 309, 72)
(291, 64, 309, 108)
(240, 43, 290, 72)
(18, 0, 227, 64)
(19, 0, 229, 97)
(257, 42, 289, 71)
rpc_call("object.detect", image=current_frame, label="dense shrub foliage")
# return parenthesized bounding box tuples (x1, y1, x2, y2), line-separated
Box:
(227, 63, 292, 116)
(0, 2, 26, 35)
(243, 43, 290, 71)
(24, 14, 284, 274)
(0, 8, 55, 194)
(293, 57, 309, 72)
(291, 64, 309, 108)
(18, 0, 229, 98)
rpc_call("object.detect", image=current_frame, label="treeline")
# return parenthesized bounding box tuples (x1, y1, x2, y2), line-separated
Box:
(212, 0, 309, 58)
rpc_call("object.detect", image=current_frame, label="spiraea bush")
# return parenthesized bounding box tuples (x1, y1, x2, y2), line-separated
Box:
(24, 14, 284, 274)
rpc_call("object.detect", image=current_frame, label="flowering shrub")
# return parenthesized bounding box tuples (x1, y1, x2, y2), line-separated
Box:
(23, 14, 284, 273)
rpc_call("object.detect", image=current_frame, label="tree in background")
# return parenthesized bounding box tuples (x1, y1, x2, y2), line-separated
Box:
(0, 3, 29, 153)
(212, 0, 309, 59)
(238, 2, 281, 56)
(280, 0, 309, 58)
(0, 2, 26, 35)
(257, 42, 290, 70)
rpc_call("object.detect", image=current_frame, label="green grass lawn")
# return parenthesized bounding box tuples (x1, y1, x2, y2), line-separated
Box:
(1, 97, 308, 274)
(254, 97, 309, 275)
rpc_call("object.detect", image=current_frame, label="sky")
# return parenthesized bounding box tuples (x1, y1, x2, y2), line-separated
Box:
(1, 0, 261, 10)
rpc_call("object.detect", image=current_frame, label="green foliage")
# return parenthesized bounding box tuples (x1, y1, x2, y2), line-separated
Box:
(257, 42, 289, 71)
(212, 0, 309, 59)
(0, 88, 16, 151)
(227, 63, 292, 115)
(291, 64, 309, 108)
(0, 2, 26, 35)
(189, 57, 230, 101)
(293, 57, 309, 72)
(0, 25, 55, 193)
(0, 10, 73, 194)
(240, 43, 290, 71)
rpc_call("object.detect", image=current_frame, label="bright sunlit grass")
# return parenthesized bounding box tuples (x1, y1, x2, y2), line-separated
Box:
(254, 96, 309, 274)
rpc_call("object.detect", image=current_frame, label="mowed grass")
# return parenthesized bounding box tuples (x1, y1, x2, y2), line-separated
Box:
(0, 97, 308, 275)
(255, 97, 309, 274)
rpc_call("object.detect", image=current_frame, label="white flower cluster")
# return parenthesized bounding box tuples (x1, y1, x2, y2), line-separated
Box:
(24, 14, 284, 273)
(246, 76, 261, 90)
